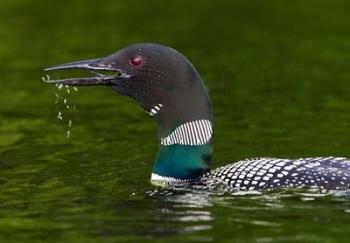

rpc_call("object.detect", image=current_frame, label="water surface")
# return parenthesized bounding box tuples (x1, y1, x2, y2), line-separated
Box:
(0, 0, 350, 242)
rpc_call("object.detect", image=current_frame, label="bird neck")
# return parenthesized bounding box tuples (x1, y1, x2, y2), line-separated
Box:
(151, 81, 214, 182)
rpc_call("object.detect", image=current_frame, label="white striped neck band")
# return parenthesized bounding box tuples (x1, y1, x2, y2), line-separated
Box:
(161, 119, 213, 146)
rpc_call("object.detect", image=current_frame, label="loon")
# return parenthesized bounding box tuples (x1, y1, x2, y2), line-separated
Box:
(43, 43, 350, 191)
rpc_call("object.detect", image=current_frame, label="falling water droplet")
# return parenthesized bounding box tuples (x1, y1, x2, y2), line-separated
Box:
(65, 85, 71, 94)
(52, 82, 78, 139)
(57, 111, 63, 120)
(54, 93, 61, 104)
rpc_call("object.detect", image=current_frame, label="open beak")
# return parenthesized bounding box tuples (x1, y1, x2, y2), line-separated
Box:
(43, 57, 131, 86)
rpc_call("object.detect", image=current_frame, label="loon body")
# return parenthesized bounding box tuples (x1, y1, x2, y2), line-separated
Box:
(44, 43, 350, 191)
(201, 157, 350, 190)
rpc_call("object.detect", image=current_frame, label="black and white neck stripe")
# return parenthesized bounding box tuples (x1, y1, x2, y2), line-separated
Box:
(161, 119, 213, 146)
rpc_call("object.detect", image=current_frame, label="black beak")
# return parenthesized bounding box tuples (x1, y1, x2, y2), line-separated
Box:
(43, 57, 131, 86)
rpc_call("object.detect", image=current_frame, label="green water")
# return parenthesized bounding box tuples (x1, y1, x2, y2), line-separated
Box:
(1, 0, 350, 242)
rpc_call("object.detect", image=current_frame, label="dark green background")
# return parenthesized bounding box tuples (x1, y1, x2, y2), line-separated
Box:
(0, 1, 349, 242)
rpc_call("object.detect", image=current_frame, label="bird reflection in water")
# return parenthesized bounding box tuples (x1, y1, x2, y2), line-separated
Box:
(145, 188, 214, 241)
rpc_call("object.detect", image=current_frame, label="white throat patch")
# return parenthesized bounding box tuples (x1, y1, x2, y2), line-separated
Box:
(149, 104, 163, 116)
(161, 119, 213, 146)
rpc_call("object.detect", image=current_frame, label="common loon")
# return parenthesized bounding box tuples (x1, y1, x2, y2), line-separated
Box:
(43, 43, 350, 191)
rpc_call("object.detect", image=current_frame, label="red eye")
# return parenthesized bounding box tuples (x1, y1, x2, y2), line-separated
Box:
(131, 56, 142, 66)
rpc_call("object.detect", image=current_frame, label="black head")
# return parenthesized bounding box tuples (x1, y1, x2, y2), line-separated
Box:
(44, 43, 211, 124)
(44, 44, 214, 180)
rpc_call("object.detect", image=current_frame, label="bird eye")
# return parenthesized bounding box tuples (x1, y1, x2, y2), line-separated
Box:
(130, 56, 142, 66)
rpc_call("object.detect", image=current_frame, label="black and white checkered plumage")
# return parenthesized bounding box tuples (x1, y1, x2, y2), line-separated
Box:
(200, 157, 350, 190)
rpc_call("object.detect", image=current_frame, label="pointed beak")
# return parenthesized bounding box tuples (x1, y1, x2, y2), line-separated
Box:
(43, 57, 131, 86)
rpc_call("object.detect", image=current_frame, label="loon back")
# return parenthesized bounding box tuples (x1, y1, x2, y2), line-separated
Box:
(202, 157, 350, 190)
(43, 43, 350, 191)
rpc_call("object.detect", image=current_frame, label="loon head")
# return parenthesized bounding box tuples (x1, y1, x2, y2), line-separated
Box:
(44, 43, 213, 184)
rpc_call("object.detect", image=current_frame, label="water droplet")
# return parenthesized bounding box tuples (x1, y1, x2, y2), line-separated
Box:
(52, 84, 77, 138)
(57, 111, 63, 120)
(54, 93, 61, 103)
(66, 86, 71, 94)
